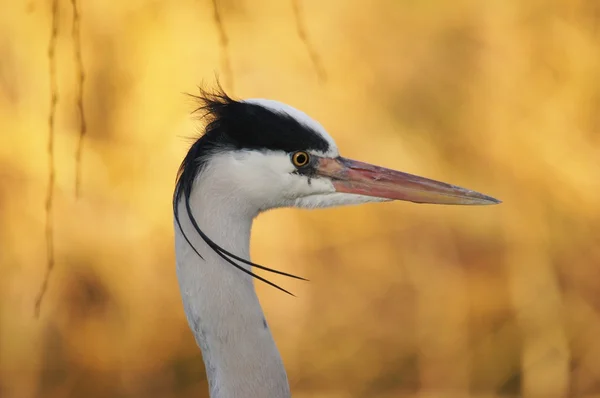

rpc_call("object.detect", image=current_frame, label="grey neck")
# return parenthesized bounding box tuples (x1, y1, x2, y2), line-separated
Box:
(174, 188, 290, 398)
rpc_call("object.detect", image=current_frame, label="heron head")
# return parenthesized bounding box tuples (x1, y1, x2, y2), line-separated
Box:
(175, 89, 500, 216)
(173, 87, 500, 294)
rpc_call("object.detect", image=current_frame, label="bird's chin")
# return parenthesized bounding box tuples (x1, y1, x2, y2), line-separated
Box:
(290, 192, 390, 210)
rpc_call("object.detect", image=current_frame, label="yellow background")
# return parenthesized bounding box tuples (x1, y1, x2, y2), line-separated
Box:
(1, 0, 599, 397)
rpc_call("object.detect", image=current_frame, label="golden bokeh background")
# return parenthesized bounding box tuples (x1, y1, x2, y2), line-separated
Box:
(1, 0, 600, 397)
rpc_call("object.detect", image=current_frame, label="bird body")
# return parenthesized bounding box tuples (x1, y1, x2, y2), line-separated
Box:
(173, 88, 499, 397)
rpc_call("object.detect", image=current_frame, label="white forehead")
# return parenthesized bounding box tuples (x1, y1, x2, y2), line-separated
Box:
(243, 98, 339, 157)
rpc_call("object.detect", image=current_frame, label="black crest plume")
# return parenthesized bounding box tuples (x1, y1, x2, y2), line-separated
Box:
(173, 86, 311, 295)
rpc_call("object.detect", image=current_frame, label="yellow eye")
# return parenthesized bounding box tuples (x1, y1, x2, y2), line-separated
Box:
(291, 151, 310, 167)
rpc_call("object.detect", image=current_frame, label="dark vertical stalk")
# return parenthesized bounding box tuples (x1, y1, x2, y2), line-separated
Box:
(291, 0, 326, 83)
(71, 0, 86, 198)
(35, 0, 60, 318)
(210, 0, 234, 93)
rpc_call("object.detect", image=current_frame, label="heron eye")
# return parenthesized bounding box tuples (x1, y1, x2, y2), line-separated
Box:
(291, 151, 310, 168)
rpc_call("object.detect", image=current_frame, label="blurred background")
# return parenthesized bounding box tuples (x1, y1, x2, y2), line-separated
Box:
(1, 0, 600, 397)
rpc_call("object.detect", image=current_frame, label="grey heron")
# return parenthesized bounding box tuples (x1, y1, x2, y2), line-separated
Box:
(173, 88, 500, 398)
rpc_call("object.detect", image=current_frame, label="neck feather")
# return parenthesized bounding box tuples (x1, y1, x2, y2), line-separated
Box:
(174, 179, 290, 398)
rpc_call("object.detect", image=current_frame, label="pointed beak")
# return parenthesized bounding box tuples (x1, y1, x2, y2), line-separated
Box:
(315, 157, 501, 205)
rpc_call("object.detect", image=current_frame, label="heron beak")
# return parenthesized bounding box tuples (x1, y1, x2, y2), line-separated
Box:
(315, 157, 501, 205)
